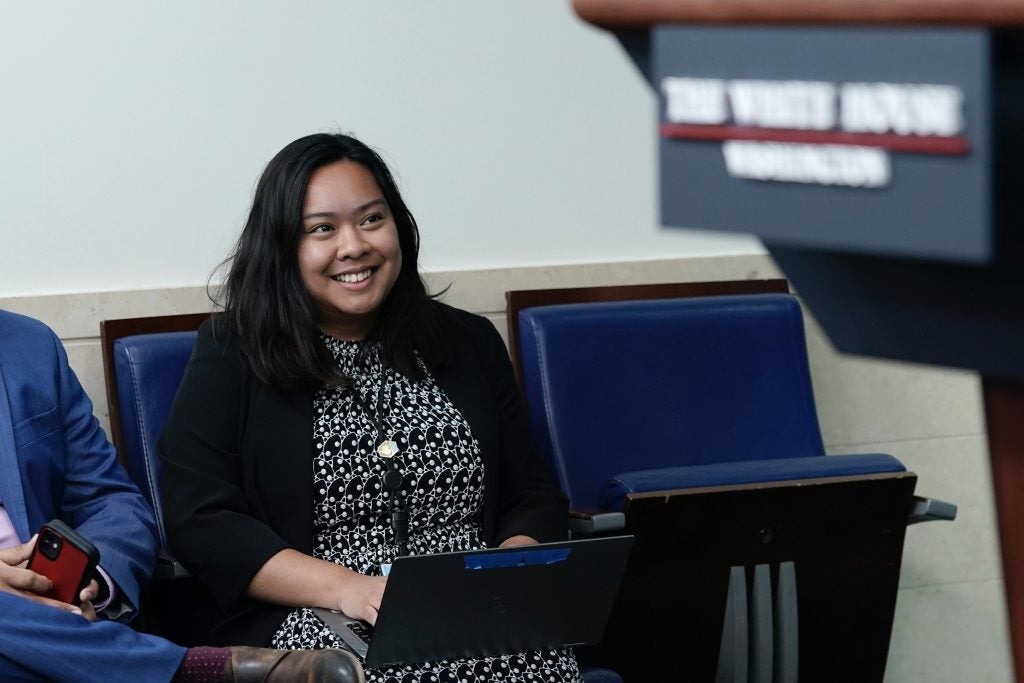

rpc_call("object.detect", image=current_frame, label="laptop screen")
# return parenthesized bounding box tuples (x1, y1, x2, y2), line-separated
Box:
(317, 535, 634, 667)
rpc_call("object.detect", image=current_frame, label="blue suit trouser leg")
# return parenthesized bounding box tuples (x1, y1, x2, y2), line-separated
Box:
(0, 593, 187, 683)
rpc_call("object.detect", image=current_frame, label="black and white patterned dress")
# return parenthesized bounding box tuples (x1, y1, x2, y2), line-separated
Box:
(271, 336, 581, 683)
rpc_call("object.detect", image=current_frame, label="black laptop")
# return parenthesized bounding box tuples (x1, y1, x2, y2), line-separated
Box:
(312, 535, 634, 667)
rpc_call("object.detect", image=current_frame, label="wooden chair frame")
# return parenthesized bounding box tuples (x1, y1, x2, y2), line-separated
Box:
(99, 312, 212, 469)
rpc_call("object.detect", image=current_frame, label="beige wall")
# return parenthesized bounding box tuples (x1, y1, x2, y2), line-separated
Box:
(0, 253, 1008, 682)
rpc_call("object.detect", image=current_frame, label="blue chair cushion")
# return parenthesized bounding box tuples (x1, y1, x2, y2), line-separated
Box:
(114, 331, 198, 547)
(600, 453, 906, 511)
(518, 294, 827, 508)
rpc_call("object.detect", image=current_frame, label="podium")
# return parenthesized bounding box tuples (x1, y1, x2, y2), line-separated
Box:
(573, 1, 1024, 680)
(609, 473, 917, 681)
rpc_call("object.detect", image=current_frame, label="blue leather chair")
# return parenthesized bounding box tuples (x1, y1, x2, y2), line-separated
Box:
(512, 289, 954, 681)
(101, 314, 623, 681)
(101, 313, 212, 643)
(517, 293, 907, 512)
(110, 331, 199, 561)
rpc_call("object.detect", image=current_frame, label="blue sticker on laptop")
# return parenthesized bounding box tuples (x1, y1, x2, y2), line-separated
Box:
(464, 548, 571, 570)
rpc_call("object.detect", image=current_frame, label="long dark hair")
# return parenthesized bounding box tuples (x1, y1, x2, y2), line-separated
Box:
(217, 132, 448, 390)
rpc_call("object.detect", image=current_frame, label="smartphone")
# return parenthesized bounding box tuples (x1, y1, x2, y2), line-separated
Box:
(26, 520, 101, 606)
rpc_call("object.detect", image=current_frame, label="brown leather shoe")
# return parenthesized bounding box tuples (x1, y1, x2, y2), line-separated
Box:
(225, 646, 364, 683)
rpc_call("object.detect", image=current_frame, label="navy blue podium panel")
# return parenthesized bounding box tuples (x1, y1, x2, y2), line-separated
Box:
(653, 27, 993, 264)
(571, 5, 1024, 678)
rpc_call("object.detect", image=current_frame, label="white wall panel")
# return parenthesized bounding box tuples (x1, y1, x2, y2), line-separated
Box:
(0, 1, 761, 297)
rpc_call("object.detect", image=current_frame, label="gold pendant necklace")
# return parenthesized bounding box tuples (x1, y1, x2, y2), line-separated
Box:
(377, 439, 400, 458)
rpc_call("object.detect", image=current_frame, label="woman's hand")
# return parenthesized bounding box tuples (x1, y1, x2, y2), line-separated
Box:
(247, 548, 390, 624)
(499, 535, 539, 548)
(335, 573, 388, 625)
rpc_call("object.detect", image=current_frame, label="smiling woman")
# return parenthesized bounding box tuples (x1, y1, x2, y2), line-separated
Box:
(209, 134, 449, 391)
(157, 133, 579, 683)
(298, 161, 403, 341)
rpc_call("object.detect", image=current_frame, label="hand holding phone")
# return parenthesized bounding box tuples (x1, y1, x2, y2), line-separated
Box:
(0, 537, 51, 597)
(26, 520, 100, 606)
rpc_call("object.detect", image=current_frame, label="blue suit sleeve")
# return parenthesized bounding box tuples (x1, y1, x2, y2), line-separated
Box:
(49, 330, 158, 616)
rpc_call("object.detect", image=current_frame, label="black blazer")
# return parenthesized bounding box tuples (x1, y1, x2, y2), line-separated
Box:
(158, 302, 568, 645)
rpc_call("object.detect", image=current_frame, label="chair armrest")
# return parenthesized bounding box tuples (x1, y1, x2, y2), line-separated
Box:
(153, 548, 192, 581)
(600, 454, 906, 511)
(569, 507, 626, 535)
(908, 496, 958, 524)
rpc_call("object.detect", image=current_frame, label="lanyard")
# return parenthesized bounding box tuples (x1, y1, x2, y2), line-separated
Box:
(352, 376, 409, 557)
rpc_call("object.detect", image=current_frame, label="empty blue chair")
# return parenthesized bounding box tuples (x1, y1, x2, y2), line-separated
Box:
(514, 291, 954, 681)
(518, 294, 905, 512)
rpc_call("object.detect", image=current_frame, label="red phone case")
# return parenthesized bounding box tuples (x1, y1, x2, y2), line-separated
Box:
(26, 520, 101, 605)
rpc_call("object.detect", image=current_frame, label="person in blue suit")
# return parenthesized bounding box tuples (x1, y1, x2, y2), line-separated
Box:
(0, 308, 363, 682)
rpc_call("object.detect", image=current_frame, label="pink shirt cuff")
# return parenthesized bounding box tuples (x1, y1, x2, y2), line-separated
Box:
(93, 564, 116, 611)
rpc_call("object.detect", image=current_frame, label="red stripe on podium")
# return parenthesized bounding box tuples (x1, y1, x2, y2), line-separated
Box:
(660, 123, 971, 155)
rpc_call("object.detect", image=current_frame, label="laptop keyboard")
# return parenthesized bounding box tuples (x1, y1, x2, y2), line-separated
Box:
(348, 620, 375, 644)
